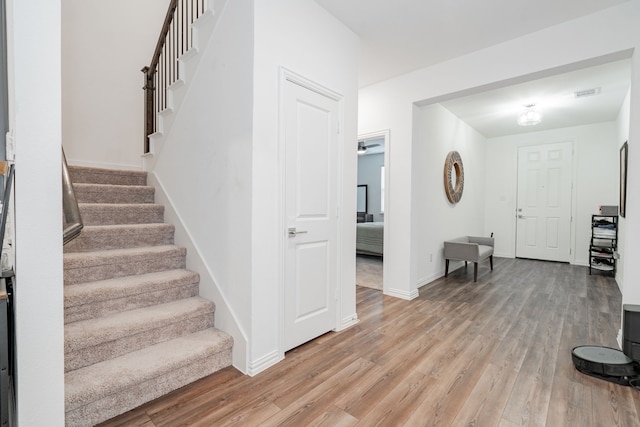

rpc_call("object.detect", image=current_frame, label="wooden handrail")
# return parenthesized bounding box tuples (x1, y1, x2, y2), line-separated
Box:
(142, 0, 208, 153)
(148, 0, 179, 76)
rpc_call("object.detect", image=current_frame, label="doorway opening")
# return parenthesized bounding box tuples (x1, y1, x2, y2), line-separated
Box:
(355, 130, 389, 292)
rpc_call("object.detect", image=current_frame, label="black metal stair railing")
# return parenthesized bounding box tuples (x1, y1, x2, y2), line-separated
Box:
(141, 0, 208, 153)
(62, 149, 83, 245)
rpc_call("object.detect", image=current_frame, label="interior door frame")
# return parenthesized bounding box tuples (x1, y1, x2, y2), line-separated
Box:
(357, 129, 390, 292)
(277, 67, 345, 358)
(514, 140, 576, 263)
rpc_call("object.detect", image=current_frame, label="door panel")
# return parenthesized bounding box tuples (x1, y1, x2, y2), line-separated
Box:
(296, 101, 330, 218)
(516, 142, 572, 262)
(546, 217, 559, 248)
(294, 242, 329, 320)
(284, 79, 339, 351)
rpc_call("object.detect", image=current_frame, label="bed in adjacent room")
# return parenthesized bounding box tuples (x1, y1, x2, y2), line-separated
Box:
(356, 221, 384, 256)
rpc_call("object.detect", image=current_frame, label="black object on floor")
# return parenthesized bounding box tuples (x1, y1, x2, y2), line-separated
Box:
(572, 345, 640, 386)
(572, 304, 640, 389)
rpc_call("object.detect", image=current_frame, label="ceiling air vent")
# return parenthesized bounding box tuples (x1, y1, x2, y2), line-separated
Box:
(574, 87, 601, 98)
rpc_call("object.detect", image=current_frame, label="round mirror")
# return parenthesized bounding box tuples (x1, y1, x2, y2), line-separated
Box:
(444, 151, 464, 204)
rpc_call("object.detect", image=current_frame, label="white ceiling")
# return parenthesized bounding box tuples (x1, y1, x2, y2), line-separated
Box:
(315, 0, 632, 138)
(439, 59, 631, 138)
(314, 0, 631, 88)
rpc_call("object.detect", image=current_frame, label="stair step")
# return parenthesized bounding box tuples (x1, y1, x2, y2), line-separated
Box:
(65, 297, 215, 372)
(64, 245, 186, 286)
(65, 328, 233, 426)
(69, 165, 147, 186)
(64, 224, 175, 253)
(73, 183, 155, 204)
(79, 203, 164, 225)
(64, 269, 199, 324)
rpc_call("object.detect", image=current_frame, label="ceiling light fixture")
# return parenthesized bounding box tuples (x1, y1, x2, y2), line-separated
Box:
(518, 104, 542, 127)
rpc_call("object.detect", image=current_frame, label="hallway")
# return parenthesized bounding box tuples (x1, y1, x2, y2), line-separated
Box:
(101, 258, 640, 426)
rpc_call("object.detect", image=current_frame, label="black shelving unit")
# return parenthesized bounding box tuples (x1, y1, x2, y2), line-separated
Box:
(589, 214, 618, 276)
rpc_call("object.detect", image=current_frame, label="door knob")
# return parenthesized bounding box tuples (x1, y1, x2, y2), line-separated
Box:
(288, 227, 308, 237)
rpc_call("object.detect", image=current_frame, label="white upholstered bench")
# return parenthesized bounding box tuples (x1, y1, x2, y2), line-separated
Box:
(444, 236, 494, 282)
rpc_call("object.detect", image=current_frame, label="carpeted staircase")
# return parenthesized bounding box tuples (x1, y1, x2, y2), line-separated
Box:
(63, 166, 233, 426)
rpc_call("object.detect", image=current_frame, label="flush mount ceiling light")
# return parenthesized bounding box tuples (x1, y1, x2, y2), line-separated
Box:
(517, 104, 542, 127)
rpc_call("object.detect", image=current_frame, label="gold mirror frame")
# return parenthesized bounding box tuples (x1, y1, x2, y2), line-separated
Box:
(444, 150, 464, 204)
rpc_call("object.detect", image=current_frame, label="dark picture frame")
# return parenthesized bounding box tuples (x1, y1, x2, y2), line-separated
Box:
(620, 141, 628, 218)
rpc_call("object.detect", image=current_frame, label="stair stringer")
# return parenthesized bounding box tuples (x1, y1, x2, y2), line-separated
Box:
(143, 0, 229, 172)
(147, 171, 248, 373)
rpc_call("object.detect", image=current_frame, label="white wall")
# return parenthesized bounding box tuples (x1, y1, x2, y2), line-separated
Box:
(9, 0, 65, 424)
(484, 122, 619, 265)
(359, 2, 640, 310)
(252, 0, 359, 373)
(618, 21, 640, 308)
(357, 153, 384, 221)
(412, 104, 487, 288)
(149, 0, 359, 375)
(61, 0, 169, 170)
(615, 89, 630, 291)
(151, 0, 253, 372)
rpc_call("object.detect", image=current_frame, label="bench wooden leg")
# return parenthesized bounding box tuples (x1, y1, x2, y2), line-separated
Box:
(490, 255, 493, 271)
(445, 259, 449, 277)
(474, 263, 478, 282)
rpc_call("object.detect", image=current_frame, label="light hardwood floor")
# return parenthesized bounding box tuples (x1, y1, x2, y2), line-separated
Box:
(356, 254, 383, 290)
(99, 258, 640, 426)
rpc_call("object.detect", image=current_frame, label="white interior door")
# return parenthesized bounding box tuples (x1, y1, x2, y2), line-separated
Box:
(283, 79, 339, 352)
(516, 142, 573, 262)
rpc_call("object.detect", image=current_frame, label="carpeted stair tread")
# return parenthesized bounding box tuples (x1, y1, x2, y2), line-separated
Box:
(65, 297, 215, 371)
(65, 328, 233, 424)
(69, 166, 147, 186)
(64, 165, 234, 425)
(64, 269, 199, 323)
(64, 245, 186, 286)
(66, 297, 214, 350)
(73, 183, 155, 204)
(65, 328, 233, 416)
(64, 224, 174, 253)
(78, 203, 164, 226)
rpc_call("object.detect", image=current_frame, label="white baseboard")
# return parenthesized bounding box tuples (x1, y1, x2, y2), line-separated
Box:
(338, 313, 359, 331)
(416, 271, 443, 289)
(571, 260, 589, 267)
(247, 350, 282, 377)
(385, 287, 419, 300)
(493, 251, 514, 258)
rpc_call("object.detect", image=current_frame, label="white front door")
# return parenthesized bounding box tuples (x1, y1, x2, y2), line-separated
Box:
(516, 142, 573, 262)
(283, 78, 339, 351)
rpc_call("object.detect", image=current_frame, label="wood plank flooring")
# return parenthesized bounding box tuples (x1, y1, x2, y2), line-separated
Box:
(99, 258, 640, 426)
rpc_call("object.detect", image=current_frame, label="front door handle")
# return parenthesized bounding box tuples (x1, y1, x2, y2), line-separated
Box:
(288, 227, 308, 237)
